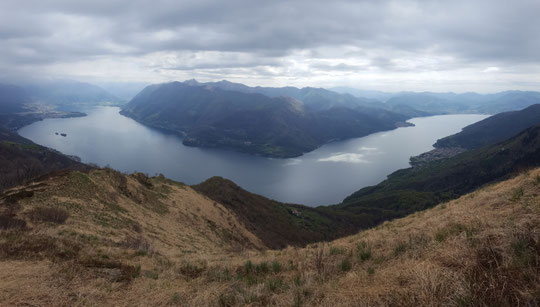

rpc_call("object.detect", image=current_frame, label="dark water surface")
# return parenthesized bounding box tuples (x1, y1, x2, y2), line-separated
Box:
(18, 107, 488, 206)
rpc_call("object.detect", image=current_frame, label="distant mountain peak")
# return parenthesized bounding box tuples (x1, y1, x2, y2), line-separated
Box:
(183, 79, 200, 86)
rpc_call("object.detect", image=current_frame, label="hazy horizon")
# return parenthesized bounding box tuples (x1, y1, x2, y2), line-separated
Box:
(1, 0, 539, 93)
(6, 77, 540, 97)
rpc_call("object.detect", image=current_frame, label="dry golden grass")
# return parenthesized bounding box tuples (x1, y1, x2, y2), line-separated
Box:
(0, 167, 539, 306)
(5, 168, 264, 254)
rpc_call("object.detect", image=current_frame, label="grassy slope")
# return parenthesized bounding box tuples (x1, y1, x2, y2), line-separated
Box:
(1, 168, 266, 255)
(1, 167, 538, 306)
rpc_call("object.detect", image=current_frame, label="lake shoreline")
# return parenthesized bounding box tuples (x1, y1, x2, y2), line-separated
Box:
(18, 106, 488, 206)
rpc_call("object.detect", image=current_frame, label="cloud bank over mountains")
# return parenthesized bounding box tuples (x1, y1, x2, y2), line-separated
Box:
(1, 0, 539, 92)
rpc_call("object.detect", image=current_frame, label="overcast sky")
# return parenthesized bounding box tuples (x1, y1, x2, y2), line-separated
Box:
(1, 0, 539, 92)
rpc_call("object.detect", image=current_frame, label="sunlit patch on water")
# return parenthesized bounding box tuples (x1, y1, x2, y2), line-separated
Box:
(318, 152, 370, 163)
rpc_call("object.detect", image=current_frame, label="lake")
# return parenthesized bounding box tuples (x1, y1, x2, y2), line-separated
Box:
(18, 107, 488, 206)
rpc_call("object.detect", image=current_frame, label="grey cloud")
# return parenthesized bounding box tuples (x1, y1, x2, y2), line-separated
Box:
(0, 0, 538, 90)
(159, 58, 283, 71)
(310, 63, 369, 72)
(369, 57, 394, 70)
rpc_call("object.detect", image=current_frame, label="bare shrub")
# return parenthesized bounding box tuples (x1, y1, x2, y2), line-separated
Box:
(132, 172, 152, 188)
(28, 206, 69, 224)
(2, 190, 34, 204)
(120, 235, 153, 255)
(81, 257, 141, 282)
(178, 261, 206, 280)
(0, 214, 26, 230)
(131, 222, 142, 233)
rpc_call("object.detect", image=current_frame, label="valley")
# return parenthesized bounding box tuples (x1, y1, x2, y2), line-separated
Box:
(17, 106, 486, 205)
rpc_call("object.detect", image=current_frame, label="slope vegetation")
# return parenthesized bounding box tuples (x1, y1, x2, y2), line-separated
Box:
(193, 177, 361, 249)
(1, 166, 538, 306)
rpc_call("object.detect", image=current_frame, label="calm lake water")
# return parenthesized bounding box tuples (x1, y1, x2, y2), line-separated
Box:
(18, 107, 488, 206)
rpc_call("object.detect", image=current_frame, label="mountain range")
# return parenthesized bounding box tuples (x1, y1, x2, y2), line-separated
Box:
(120, 81, 410, 158)
(3, 79, 540, 159)
(184, 79, 383, 110)
(119, 80, 540, 157)
(334, 86, 540, 114)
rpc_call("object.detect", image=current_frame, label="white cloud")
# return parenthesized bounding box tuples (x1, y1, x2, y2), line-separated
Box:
(482, 66, 500, 73)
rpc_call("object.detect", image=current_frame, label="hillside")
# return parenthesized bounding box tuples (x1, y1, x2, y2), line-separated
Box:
(341, 124, 540, 219)
(121, 82, 409, 158)
(434, 104, 540, 149)
(0, 130, 356, 249)
(184, 79, 383, 111)
(1, 166, 537, 306)
(194, 177, 365, 249)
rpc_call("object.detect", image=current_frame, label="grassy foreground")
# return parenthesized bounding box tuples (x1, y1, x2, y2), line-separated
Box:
(0, 168, 539, 306)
